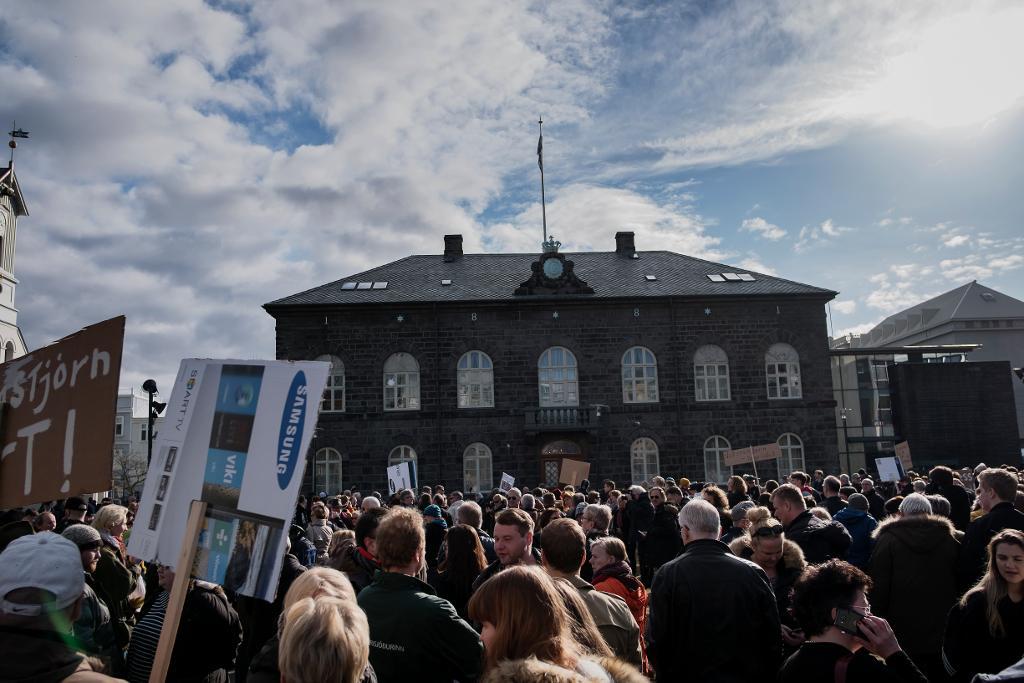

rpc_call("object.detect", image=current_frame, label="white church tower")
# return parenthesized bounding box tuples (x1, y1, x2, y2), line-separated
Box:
(0, 128, 30, 361)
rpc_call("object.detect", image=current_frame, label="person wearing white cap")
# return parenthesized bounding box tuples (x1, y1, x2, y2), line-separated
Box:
(0, 531, 125, 681)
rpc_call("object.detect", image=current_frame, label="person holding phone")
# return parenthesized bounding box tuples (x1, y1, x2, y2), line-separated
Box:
(779, 559, 927, 683)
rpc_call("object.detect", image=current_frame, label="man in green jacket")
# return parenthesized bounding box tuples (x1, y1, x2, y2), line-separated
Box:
(357, 506, 482, 682)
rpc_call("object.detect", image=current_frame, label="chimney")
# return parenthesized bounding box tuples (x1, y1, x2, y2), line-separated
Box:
(443, 234, 463, 262)
(615, 231, 635, 256)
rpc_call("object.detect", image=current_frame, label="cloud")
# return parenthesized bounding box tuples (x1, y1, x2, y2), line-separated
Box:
(834, 319, 883, 338)
(736, 256, 778, 276)
(832, 300, 857, 315)
(795, 218, 852, 252)
(941, 230, 971, 248)
(740, 216, 787, 241)
(865, 264, 939, 313)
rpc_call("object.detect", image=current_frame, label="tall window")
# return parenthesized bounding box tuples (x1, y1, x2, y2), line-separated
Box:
(115, 416, 124, 437)
(388, 445, 417, 466)
(457, 351, 494, 408)
(463, 443, 493, 493)
(630, 438, 660, 485)
(316, 354, 345, 413)
(139, 423, 148, 442)
(765, 343, 802, 399)
(703, 435, 733, 484)
(538, 347, 578, 407)
(314, 447, 343, 494)
(777, 433, 805, 475)
(383, 353, 420, 411)
(694, 345, 730, 401)
(622, 347, 658, 403)
(3, 341, 13, 361)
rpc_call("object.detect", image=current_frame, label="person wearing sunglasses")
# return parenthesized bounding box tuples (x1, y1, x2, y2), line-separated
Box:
(729, 506, 807, 651)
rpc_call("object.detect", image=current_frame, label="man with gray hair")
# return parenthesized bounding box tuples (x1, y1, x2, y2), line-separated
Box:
(648, 500, 780, 681)
(455, 501, 497, 563)
(579, 503, 612, 582)
(361, 496, 381, 512)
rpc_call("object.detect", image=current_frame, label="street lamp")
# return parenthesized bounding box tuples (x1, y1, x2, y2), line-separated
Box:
(142, 379, 167, 466)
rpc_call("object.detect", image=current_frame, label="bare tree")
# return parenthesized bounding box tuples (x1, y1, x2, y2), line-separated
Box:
(112, 449, 148, 500)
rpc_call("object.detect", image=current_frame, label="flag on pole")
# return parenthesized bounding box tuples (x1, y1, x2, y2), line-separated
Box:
(537, 132, 543, 170)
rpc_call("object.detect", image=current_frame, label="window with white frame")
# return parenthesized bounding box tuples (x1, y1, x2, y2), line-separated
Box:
(383, 353, 420, 411)
(115, 416, 124, 437)
(703, 435, 733, 484)
(388, 445, 417, 467)
(622, 347, 658, 403)
(316, 354, 345, 412)
(457, 351, 494, 408)
(139, 423, 148, 442)
(463, 443, 493, 493)
(630, 438, 660, 485)
(694, 345, 730, 401)
(765, 343, 802, 399)
(777, 433, 805, 475)
(314, 447, 343, 495)
(538, 346, 578, 407)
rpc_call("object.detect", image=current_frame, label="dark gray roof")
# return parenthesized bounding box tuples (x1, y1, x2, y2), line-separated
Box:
(266, 250, 835, 308)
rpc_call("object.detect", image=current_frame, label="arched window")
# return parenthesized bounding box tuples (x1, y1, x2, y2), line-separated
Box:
(630, 438, 660, 485)
(383, 353, 420, 410)
(538, 346, 578, 407)
(694, 345, 730, 401)
(457, 351, 494, 408)
(314, 447, 342, 495)
(3, 341, 13, 362)
(388, 445, 417, 466)
(703, 435, 733, 484)
(777, 433, 805, 475)
(622, 347, 658, 403)
(463, 443, 493, 493)
(316, 355, 345, 412)
(765, 343, 802, 399)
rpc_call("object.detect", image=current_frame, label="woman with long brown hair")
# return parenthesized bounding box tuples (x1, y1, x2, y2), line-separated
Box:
(433, 523, 487, 619)
(943, 529, 1024, 682)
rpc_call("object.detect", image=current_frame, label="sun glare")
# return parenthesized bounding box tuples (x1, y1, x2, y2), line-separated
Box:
(841, 8, 1024, 129)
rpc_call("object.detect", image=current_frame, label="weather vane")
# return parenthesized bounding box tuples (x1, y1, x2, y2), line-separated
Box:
(8, 122, 30, 166)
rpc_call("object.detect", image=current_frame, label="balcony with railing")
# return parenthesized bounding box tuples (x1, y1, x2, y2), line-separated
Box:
(525, 406, 594, 433)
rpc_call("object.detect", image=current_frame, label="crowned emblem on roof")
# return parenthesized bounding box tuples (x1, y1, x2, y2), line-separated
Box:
(515, 235, 594, 296)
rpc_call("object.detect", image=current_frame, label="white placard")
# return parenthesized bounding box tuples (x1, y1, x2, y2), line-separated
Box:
(387, 461, 413, 495)
(499, 472, 515, 493)
(874, 456, 904, 483)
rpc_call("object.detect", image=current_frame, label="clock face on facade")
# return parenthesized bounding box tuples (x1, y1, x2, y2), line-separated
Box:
(542, 257, 564, 279)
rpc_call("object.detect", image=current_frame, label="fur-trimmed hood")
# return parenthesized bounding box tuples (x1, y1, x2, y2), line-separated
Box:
(482, 656, 647, 683)
(729, 534, 806, 572)
(871, 513, 957, 552)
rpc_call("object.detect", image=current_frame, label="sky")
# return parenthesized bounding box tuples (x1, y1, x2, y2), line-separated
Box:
(1, 0, 1023, 394)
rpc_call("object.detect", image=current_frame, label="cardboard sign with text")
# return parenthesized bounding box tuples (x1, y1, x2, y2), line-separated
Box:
(875, 456, 905, 483)
(894, 441, 913, 471)
(722, 442, 783, 467)
(499, 472, 515, 493)
(559, 458, 590, 487)
(387, 462, 413, 496)
(128, 358, 328, 601)
(0, 316, 124, 508)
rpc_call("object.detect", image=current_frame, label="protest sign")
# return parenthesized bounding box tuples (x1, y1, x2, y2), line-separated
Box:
(722, 442, 783, 467)
(559, 458, 590, 487)
(387, 461, 413, 495)
(128, 358, 328, 601)
(894, 441, 913, 470)
(0, 316, 124, 508)
(875, 456, 905, 483)
(499, 472, 515, 493)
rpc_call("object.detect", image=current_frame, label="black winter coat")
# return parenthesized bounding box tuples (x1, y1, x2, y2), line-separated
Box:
(779, 642, 927, 683)
(784, 510, 851, 564)
(625, 494, 654, 542)
(927, 481, 972, 532)
(957, 502, 1024, 591)
(643, 504, 681, 571)
(943, 591, 1024, 683)
(647, 539, 781, 682)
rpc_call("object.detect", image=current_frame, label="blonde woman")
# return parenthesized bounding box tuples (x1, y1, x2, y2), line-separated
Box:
(306, 502, 334, 564)
(249, 567, 376, 683)
(279, 597, 370, 683)
(91, 504, 142, 670)
(942, 529, 1024, 682)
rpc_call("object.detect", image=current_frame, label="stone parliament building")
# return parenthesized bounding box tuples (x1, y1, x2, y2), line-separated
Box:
(265, 232, 839, 494)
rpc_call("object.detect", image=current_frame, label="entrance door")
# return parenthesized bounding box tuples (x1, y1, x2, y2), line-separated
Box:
(541, 439, 581, 487)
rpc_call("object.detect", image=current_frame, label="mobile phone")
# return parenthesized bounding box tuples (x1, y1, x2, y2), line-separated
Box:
(833, 607, 863, 636)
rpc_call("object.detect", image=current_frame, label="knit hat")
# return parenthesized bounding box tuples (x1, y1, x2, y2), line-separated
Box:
(679, 478, 691, 490)
(848, 493, 869, 511)
(730, 500, 756, 523)
(423, 505, 443, 519)
(62, 524, 102, 549)
(0, 532, 84, 616)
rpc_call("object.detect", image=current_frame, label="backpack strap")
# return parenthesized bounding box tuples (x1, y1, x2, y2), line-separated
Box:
(834, 652, 854, 683)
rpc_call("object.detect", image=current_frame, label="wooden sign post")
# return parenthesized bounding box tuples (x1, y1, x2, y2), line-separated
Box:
(149, 499, 207, 683)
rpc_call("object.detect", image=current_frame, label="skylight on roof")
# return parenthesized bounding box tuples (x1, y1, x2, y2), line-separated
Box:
(722, 273, 742, 281)
(441, 279, 452, 286)
(644, 274, 658, 281)
(737, 273, 756, 281)
(707, 274, 726, 282)
(356, 282, 373, 290)
(341, 282, 357, 290)
(372, 281, 388, 289)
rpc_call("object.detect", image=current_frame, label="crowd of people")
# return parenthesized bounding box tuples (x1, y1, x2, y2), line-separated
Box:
(1, 461, 1023, 682)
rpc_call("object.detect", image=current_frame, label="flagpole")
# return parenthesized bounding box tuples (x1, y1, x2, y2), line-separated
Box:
(538, 116, 547, 244)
